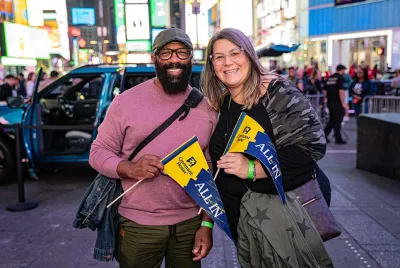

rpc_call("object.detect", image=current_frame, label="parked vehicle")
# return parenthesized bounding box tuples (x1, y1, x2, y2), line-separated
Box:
(0, 64, 204, 184)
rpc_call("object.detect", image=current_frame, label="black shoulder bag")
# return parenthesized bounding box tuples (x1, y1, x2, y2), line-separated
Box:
(261, 81, 341, 242)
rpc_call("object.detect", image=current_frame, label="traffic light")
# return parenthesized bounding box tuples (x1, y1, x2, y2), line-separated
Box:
(376, 47, 384, 56)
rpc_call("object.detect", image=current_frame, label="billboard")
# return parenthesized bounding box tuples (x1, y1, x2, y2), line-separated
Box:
(71, 8, 96, 25)
(150, 0, 167, 28)
(24, 0, 70, 60)
(14, 0, 28, 25)
(152, 28, 164, 44)
(114, 0, 126, 44)
(0, 0, 14, 19)
(2, 22, 50, 59)
(42, 12, 62, 56)
(335, 0, 367, 6)
(125, 4, 150, 40)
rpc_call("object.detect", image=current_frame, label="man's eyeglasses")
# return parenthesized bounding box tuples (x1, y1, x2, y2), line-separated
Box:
(210, 47, 245, 66)
(156, 48, 193, 60)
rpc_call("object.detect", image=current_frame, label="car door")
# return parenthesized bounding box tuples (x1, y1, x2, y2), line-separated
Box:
(20, 68, 43, 179)
(23, 70, 113, 167)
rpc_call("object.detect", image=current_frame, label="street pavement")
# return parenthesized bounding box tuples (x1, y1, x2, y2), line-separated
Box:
(1, 118, 400, 268)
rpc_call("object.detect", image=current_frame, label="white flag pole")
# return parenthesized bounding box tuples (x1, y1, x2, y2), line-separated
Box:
(106, 180, 143, 208)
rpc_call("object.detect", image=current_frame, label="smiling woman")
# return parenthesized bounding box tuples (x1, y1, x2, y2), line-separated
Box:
(202, 28, 332, 268)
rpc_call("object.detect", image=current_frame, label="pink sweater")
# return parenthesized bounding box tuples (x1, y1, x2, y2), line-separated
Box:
(89, 80, 218, 225)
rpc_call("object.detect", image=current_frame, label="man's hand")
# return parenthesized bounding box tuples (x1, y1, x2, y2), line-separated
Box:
(117, 155, 163, 180)
(217, 152, 249, 179)
(192, 226, 213, 261)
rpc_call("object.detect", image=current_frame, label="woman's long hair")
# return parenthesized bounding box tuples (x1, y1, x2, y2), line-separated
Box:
(356, 67, 369, 82)
(202, 28, 270, 111)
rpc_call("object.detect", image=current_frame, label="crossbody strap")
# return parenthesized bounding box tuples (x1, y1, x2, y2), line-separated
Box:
(128, 87, 203, 161)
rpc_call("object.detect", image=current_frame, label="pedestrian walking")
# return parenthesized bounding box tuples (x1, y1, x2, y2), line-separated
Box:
(323, 64, 348, 144)
(203, 27, 332, 268)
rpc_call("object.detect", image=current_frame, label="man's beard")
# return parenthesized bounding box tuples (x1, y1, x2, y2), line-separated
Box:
(154, 60, 192, 95)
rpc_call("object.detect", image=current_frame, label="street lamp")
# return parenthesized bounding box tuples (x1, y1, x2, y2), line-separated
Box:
(189, 0, 201, 49)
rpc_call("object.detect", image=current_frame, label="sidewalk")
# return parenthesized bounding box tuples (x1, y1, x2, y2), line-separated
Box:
(322, 118, 400, 268)
(0, 118, 399, 267)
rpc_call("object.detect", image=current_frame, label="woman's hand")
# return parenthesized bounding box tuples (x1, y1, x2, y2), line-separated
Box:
(217, 152, 249, 179)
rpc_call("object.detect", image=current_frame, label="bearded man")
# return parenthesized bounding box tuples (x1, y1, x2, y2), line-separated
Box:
(89, 28, 217, 268)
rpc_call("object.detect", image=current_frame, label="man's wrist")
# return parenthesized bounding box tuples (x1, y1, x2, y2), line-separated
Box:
(117, 160, 135, 179)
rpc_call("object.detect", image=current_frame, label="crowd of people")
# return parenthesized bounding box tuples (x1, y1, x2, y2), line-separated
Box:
(277, 62, 400, 144)
(0, 70, 60, 101)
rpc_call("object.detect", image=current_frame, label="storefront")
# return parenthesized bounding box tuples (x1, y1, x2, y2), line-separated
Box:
(308, 0, 400, 72)
(0, 22, 51, 77)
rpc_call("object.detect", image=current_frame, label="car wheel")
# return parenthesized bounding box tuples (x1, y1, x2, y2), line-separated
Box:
(0, 139, 14, 185)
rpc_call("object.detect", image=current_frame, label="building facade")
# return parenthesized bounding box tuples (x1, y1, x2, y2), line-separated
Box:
(253, 0, 301, 70)
(308, 0, 400, 72)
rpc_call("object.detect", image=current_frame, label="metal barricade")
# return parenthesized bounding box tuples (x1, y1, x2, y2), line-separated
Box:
(362, 96, 400, 114)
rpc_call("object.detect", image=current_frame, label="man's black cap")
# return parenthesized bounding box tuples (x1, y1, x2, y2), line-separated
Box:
(336, 64, 347, 71)
(152, 28, 193, 52)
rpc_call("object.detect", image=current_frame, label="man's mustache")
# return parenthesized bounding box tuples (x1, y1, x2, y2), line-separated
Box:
(163, 63, 187, 71)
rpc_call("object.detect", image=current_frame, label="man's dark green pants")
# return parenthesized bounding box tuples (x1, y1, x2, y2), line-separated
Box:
(118, 215, 202, 268)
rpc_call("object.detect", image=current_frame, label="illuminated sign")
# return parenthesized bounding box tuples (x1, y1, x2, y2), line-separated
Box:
(114, 0, 126, 44)
(26, 0, 44, 26)
(126, 0, 148, 2)
(127, 53, 151, 63)
(14, 0, 28, 25)
(3, 22, 50, 59)
(42, 12, 62, 56)
(78, 49, 89, 64)
(69, 26, 81, 37)
(0, 0, 14, 18)
(152, 28, 164, 44)
(25, 0, 70, 60)
(72, 8, 96, 25)
(193, 49, 204, 61)
(126, 40, 151, 52)
(150, 0, 167, 27)
(78, 38, 87, 48)
(335, 0, 367, 6)
(125, 4, 150, 40)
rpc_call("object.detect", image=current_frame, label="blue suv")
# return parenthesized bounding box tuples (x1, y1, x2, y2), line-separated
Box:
(1, 64, 203, 184)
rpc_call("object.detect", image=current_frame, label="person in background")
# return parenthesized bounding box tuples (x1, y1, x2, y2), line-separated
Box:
(25, 72, 36, 98)
(305, 69, 322, 95)
(342, 71, 353, 121)
(41, 72, 49, 81)
(39, 70, 60, 91)
(349, 63, 357, 79)
(288, 66, 304, 91)
(17, 73, 26, 98)
(349, 67, 373, 121)
(391, 69, 400, 96)
(0, 75, 17, 101)
(323, 64, 347, 144)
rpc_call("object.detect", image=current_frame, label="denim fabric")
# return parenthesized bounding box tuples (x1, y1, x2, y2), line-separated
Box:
(73, 173, 122, 262)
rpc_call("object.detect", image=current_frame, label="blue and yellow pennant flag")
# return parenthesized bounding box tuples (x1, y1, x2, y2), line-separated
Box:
(161, 136, 233, 240)
(225, 112, 286, 204)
